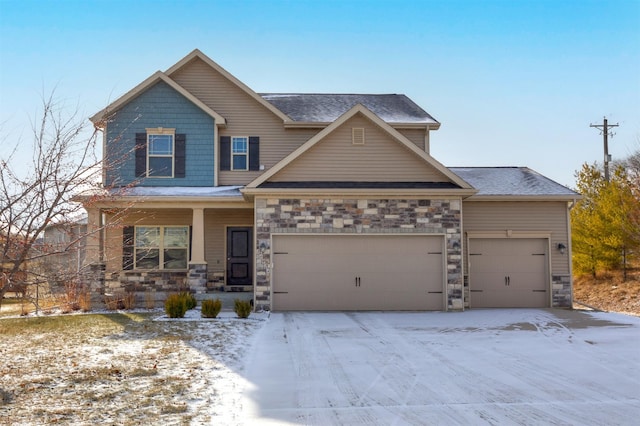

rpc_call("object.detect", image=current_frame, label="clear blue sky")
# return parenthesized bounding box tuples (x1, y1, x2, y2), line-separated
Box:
(1, 0, 639, 187)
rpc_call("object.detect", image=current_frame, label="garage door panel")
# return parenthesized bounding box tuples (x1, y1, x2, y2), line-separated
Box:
(469, 238, 548, 308)
(272, 235, 444, 311)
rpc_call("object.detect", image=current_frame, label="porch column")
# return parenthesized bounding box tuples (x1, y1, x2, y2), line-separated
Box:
(84, 207, 102, 265)
(190, 208, 206, 264)
(189, 208, 207, 294)
(84, 207, 105, 300)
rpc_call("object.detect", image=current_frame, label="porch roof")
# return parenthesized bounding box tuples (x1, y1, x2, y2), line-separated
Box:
(112, 186, 244, 197)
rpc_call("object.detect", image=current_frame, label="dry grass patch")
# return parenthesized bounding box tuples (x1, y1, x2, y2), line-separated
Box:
(0, 311, 265, 425)
(574, 268, 640, 315)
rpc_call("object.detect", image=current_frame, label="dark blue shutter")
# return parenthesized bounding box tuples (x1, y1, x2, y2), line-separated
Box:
(135, 133, 147, 177)
(123, 226, 135, 270)
(175, 134, 186, 178)
(249, 136, 260, 171)
(220, 136, 231, 170)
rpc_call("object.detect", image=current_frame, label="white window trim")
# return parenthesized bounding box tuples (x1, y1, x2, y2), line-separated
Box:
(134, 225, 189, 270)
(231, 136, 249, 171)
(146, 127, 176, 178)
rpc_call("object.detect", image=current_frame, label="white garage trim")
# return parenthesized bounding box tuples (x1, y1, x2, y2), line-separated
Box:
(270, 233, 447, 311)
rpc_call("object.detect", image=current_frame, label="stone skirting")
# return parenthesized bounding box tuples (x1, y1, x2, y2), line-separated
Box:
(188, 263, 208, 294)
(96, 270, 189, 307)
(552, 275, 572, 308)
(255, 197, 463, 311)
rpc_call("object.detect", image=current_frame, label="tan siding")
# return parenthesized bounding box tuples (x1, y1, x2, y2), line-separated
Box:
(103, 210, 192, 273)
(271, 114, 450, 182)
(462, 201, 570, 274)
(397, 128, 425, 150)
(170, 58, 318, 186)
(204, 209, 253, 274)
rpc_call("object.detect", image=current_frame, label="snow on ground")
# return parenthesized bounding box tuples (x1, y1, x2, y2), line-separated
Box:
(0, 308, 268, 425)
(241, 309, 640, 425)
(1, 308, 639, 425)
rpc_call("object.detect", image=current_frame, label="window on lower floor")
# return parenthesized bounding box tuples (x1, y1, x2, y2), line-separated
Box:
(134, 226, 189, 269)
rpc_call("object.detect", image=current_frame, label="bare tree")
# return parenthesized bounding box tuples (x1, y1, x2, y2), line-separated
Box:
(0, 92, 129, 312)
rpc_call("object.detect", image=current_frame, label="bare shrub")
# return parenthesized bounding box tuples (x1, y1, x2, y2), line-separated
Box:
(78, 290, 91, 312)
(123, 292, 136, 310)
(104, 293, 124, 310)
(144, 291, 155, 309)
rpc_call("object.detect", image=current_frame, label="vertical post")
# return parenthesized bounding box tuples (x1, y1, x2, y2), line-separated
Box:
(590, 117, 618, 183)
(190, 208, 206, 264)
(603, 118, 610, 182)
(188, 208, 208, 294)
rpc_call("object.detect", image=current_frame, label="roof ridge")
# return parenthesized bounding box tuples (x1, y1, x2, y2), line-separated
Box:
(259, 93, 405, 96)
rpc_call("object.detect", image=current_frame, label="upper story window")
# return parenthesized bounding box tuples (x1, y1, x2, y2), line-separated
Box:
(232, 137, 248, 170)
(148, 131, 174, 177)
(135, 129, 186, 178)
(220, 136, 260, 171)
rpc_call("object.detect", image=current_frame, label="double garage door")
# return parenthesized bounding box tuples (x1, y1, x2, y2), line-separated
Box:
(468, 238, 549, 308)
(272, 235, 444, 311)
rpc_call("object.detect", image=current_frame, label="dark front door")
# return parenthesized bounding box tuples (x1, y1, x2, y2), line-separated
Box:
(227, 227, 253, 285)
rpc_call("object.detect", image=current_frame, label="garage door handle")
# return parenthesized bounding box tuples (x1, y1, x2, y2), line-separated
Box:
(470, 290, 483, 293)
(355, 277, 361, 287)
(273, 291, 289, 294)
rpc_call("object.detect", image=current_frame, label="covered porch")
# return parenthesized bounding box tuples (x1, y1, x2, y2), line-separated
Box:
(82, 187, 255, 306)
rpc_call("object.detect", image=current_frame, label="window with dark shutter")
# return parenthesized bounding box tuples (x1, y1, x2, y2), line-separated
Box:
(135, 133, 147, 177)
(175, 134, 186, 178)
(122, 226, 135, 270)
(220, 136, 231, 170)
(249, 136, 260, 171)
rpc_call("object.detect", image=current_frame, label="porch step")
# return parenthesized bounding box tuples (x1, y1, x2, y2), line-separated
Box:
(195, 290, 253, 311)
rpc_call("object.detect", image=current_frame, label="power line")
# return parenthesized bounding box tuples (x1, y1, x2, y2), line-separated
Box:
(590, 117, 619, 182)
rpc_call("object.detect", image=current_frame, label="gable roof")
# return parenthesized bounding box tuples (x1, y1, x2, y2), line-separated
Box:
(165, 49, 292, 123)
(450, 167, 580, 200)
(261, 93, 439, 128)
(245, 104, 473, 192)
(90, 71, 226, 126)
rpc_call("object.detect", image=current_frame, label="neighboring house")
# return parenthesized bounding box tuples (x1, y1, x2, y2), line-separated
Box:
(42, 218, 88, 285)
(81, 49, 580, 311)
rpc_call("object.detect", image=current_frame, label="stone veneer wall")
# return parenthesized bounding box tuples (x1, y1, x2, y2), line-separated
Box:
(552, 275, 572, 307)
(255, 197, 462, 311)
(98, 270, 189, 306)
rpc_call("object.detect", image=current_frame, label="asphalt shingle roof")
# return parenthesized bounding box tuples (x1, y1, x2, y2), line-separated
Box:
(450, 167, 579, 198)
(260, 93, 438, 124)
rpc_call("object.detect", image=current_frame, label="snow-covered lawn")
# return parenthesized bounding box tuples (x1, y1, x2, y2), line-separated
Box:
(0, 309, 267, 425)
(1, 308, 638, 425)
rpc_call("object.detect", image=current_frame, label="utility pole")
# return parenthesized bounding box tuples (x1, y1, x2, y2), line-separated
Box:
(590, 117, 619, 182)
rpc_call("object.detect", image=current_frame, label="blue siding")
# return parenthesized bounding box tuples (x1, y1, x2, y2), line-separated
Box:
(105, 81, 215, 187)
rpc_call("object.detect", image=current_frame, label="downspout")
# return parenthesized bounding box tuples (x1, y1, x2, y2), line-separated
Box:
(567, 199, 577, 307)
(424, 125, 431, 154)
(213, 123, 219, 187)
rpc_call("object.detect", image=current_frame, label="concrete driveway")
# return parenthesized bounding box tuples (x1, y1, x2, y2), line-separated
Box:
(241, 309, 640, 425)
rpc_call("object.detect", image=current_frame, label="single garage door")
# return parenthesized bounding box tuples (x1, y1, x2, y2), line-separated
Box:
(468, 238, 549, 308)
(272, 234, 444, 311)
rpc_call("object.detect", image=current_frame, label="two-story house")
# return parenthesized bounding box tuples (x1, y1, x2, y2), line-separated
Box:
(82, 49, 579, 311)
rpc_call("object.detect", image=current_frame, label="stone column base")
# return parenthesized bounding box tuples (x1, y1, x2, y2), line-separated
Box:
(188, 263, 208, 294)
